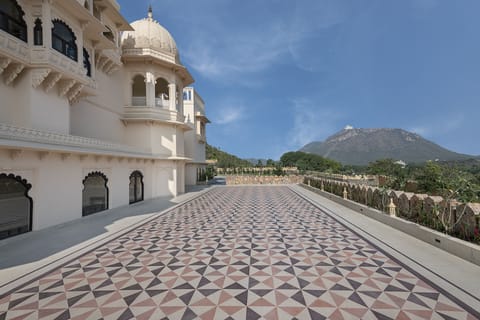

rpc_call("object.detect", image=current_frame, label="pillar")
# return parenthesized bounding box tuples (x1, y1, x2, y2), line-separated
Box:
(168, 83, 176, 111)
(146, 72, 155, 107)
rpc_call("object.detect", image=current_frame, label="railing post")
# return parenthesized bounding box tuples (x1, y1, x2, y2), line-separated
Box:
(343, 187, 348, 200)
(388, 197, 397, 217)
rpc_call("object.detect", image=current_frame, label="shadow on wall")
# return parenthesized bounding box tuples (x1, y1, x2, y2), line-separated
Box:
(0, 195, 175, 269)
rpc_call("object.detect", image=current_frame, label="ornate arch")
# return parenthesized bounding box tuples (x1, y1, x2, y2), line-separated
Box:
(0, 173, 33, 239)
(0, 0, 27, 42)
(129, 170, 144, 204)
(51, 19, 77, 61)
(82, 171, 109, 216)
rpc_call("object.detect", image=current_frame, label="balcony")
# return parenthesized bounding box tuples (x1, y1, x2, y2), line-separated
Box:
(122, 106, 191, 131)
(131, 96, 172, 109)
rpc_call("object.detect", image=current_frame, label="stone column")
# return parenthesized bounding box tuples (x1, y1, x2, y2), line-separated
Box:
(146, 72, 155, 107)
(168, 83, 176, 111)
(177, 83, 184, 116)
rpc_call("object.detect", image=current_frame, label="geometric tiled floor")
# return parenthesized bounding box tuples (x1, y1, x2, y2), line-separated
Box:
(0, 186, 478, 319)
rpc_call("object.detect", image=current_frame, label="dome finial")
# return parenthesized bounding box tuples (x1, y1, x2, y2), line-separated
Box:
(148, 5, 153, 19)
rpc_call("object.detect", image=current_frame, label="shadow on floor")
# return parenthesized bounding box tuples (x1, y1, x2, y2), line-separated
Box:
(0, 188, 210, 270)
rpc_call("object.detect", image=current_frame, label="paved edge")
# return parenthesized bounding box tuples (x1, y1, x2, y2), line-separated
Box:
(289, 184, 480, 315)
(0, 186, 216, 297)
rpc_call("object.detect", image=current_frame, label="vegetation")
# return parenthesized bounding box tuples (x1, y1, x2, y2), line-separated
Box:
(206, 144, 252, 168)
(280, 151, 341, 173)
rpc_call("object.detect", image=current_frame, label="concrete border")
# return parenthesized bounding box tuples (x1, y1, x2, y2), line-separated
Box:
(300, 184, 480, 266)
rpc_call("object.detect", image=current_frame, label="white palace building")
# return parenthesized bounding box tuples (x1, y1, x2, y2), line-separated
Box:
(0, 0, 210, 240)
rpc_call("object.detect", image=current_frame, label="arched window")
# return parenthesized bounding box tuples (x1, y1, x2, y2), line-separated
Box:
(0, 0, 27, 42)
(83, 48, 91, 77)
(33, 18, 42, 45)
(84, 0, 89, 10)
(0, 173, 33, 240)
(132, 75, 146, 106)
(52, 20, 77, 61)
(155, 77, 169, 107)
(129, 171, 144, 204)
(82, 172, 108, 216)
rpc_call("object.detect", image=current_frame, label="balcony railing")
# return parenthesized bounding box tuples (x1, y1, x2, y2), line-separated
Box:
(132, 96, 171, 108)
(132, 96, 146, 106)
(155, 97, 169, 108)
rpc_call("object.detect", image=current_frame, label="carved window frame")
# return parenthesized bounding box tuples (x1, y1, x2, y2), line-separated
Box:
(51, 19, 78, 61)
(129, 170, 144, 204)
(0, 0, 27, 42)
(0, 173, 33, 240)
(82, 171, 109, 216)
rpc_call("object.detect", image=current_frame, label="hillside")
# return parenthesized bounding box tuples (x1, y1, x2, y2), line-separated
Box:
(206, 144, 252, 168)
(300, 128, 474, 165)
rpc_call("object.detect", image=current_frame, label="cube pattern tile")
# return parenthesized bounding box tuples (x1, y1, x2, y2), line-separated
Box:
(0, 186, 478, 319)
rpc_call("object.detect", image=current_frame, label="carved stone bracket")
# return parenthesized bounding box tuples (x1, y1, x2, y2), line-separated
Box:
(58, 79, 76, 97)
(4, 63, 25, 85)
(60, 153, 71, 160)
(0, 58, 11, 74)
(67, 83, 84, 103)
(97, 56, 109, 70)
(102, 60, 113, 73)
(44, 72, 62, 92)
(32, 68, 52, 88)
(37, 151, 50, 160)
(9, 149, 22, 160)
(106, 65, 119, 75)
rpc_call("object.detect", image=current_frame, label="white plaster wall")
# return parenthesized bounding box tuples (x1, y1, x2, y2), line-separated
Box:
(152, 165, 174, 197)
(71, 72, 125, 143)
(0, 150, 178, 232)
(176, 128, 185, 156)
(185, 164, 197, 186)
(29, 78, 70, 134)
(0, 70, 31, 128)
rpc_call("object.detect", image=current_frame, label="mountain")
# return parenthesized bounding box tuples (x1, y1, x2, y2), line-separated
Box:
(206, 144, 252, 167)
(300, 128, 474, 166)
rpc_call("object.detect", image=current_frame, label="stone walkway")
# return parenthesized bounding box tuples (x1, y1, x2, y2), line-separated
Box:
(0, 186, 479, 319)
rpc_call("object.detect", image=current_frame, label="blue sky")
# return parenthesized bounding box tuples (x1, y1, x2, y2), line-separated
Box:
(118, 0, 480, 160)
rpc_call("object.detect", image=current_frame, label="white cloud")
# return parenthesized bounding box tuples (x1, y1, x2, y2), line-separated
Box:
(180, 16, 289, 84)
(214, 105, 245, 125)
(287, 98, 343, 148)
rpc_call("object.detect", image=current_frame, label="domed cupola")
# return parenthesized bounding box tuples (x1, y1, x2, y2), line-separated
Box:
(121, 6, 180, 64)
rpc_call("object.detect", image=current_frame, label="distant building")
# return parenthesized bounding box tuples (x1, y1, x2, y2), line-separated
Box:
(0, 1, 208, 240)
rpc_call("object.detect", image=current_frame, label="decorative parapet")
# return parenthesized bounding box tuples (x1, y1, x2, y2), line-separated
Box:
(122, 48, 176, 64)
(226, 175, 304, 185)
(303, 175, 480, 245)
(122, 106, 190, 130)
(0, 31, 29, 63)
(0, 123, 149, 156)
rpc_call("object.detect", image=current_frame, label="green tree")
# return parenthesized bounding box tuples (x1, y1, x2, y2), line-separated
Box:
(266, 159, 275, 167)
(367, 159, 406, 189)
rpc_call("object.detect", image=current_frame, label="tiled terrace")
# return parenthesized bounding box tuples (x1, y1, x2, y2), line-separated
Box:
(0, 186, 479, 319)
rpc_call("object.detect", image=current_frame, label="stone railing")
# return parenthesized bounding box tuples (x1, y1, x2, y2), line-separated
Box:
(226, 175, 304, 185)
(304, 176, 480, 240)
